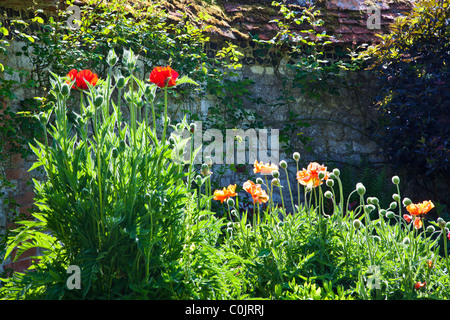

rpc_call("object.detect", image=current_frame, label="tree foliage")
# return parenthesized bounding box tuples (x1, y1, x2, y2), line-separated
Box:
(357, 0, 450, 204)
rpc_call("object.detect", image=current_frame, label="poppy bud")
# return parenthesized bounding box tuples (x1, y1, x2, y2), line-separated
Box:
(94, 95, 103, 108)
(437, 217, 446, 229)
(293, 152, 300, 161)
(189, 123, 197, 134)
(271, 178, 280, 186)
(324, 191, 333, 199)
(279, 160, 287, 169)
(61, 83, 70, 96)
(333, 168, 340, 177)
(195, 175, 202, 186)
(256, 177, 263, 185)
(426, 225, 435, 233)
(392, 175, 400, 185)
(372, 235, 381, 243)
(386, 211, 395, 219)
(227, 198, 235, 207)
(353, 219, 362, 229)
(403, 237, 410, 245)
(107, 49, 118, 67)
(356, 183, 366, 196)
(111, 147, 119, 159)
(116, 76, 126, 89)
(402, 197, 412, 206)
(119, 140, 126, 150)
(365, 204, 376, 213)
(204, 156, 213, 167)
(390, 201, 397, 209)
(271, 170, 280, 178)
(392, 193, 400, 202)
(326, 179, 334, 187)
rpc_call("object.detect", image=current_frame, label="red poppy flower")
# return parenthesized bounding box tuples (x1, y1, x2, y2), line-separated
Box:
(149, 66, 179, 88)
(414, 281, 426, 290)
(403, 214, 412, 223)
(66, 69, 98, 90)
(66, 69, 78, 88)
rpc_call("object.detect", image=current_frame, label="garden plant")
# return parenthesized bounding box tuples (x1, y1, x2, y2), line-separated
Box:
(0, 0, 449, 300)
(0, 49, 449, 299)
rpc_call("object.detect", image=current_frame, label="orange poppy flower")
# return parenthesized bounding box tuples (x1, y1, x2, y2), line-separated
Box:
(253, 160, 278, 175)
(213, 184, 237, 203)
(243, 180, 269, 204)
(406, 201, 435, 216)
(296, 162, 329, 188)
(149, 66, 179, 88)
(413, 217, 423, 229)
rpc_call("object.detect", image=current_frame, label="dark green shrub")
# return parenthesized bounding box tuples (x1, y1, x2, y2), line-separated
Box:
(358, 0, 450, 205)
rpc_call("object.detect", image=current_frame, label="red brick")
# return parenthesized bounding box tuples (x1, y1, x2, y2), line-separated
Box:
(14, 191, 35, 206)
(4, 259, 32, 274)
(19, 203, 33, 216)
(10, 153, 25, 168)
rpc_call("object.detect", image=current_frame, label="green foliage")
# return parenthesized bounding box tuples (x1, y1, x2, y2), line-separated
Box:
(0, 56, 243, 299)
(357, 0, 450, 204)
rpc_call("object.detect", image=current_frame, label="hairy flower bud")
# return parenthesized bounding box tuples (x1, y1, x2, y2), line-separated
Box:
(386, 211, 395, 219)
(227, 197, 235, 207)
(293, 152, 300, 161)
(60, 83, 70, 96)
(271, 170, 280, 178)
(189, 123, 197, 134)
(392, 193, 400, 202)
(333, 168, 340, 177)
(326, 179, 334, 187)
(279, 160, 287, 169)
(116, 76, 126, 89)
(324, 191, 333, 199)
(94, 95, 104, 108)
(365, 204, 376, 214)
(111, 147, 119, 159)
(107, 49, 118, 67)
(356, 183, 366, 196)
(390, 201, 397, 210)
(402, 197, 412, 207)
(271, 178, 280, 186)
(256, 177, 263, 185)
(392, 175, 400, 185)
(353, 219, 362, 229)
(204, 156, 213, 167)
